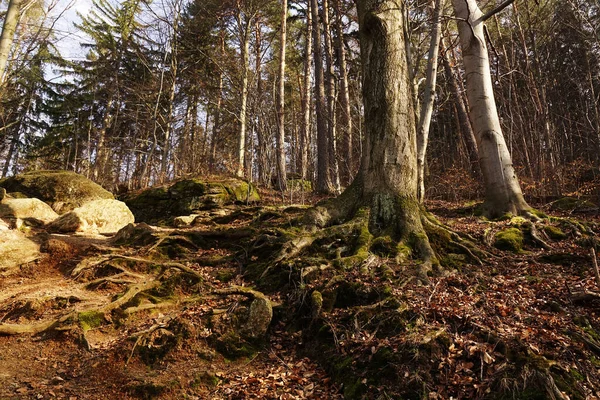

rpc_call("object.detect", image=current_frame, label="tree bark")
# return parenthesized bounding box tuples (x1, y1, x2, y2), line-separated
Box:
(416, 0, 444, 202)
(322, 0, 341, 192)
(311, 0, 335, 193)
(299, 0, 313, 180)
(210, 30, 225, 171)
(440, 44, 478, 174)
(276, 0, 288, 191)
(0, 0, 21, 86)
(236, 16, 251, 178)
(307, 0, 436, 272)
(452, 0, 531, 218)
(333, 0, 353, 186)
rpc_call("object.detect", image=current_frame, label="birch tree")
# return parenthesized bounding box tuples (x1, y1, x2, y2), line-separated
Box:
(0, 0, 22, 85)
(416, 0, 444, 202)
(451, 0, 532, 218)
(275, 0, 288, 190)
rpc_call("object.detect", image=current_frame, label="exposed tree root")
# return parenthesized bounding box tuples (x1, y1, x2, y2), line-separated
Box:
(0, 312, 75, 336)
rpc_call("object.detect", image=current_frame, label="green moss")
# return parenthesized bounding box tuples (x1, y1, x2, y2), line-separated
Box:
(78, 310, 104, 331)
(528, 208, 548, 219)
(494, 228, 524, 252)
(570, 368, 584, 381)
(0, 170, 113, 213)
(216, 269, 236, 283)
(288, 179, 312, 191)
(551, 197, 597, 212)
(440, 253, 466, 270)
(543, 225, 567, 240)
(343, 378, 367, 399)
(311, 290, 323, 311)
(215, 332, 257, 360)
(538, 252, 586, 266)
(192, 371, 220, 388)
(370, 236, 397, 257)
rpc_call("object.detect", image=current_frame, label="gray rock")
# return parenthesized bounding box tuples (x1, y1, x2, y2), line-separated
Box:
(0, 229, 40, 275)
(47, 199, 134, 234)
(0, 197, 59, 229)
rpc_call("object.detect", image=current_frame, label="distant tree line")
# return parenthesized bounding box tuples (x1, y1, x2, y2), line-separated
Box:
(0, 0, 598, 201)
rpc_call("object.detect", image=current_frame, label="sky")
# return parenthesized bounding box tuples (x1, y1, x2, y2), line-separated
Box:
(51, 0, 92, 61)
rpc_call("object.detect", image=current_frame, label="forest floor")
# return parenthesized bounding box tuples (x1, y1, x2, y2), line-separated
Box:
(1, 191, 600, 399)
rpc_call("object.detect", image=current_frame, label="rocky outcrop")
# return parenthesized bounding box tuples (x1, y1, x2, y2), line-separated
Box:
(0, 197, 59, 229)
(0, 170, 113, 214)
(47, 199, 134, 234)
(123, 178, 260, 224)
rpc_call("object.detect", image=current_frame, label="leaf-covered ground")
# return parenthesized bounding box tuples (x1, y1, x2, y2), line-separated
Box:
(1, 194, 599, 399)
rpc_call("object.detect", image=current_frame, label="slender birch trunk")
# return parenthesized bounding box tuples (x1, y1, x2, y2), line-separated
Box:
(0, 0, 21, 86)
(236, 17, 251, 178)
(452, 0, 531, 218)
(416, 0, 444, 202)
(299, 0, 313, 180)
(276, 0, 288, 191)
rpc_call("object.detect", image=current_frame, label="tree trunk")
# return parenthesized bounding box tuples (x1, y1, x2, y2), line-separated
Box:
(276, 0, 288, 191)
(307, 0, 436, 272)
(210, 31, 225, 171)
(322, 0, 340, 192)
(452, 0, 531, 218)
(333, 0, 353, 186)
(311, 0, 335, 193)
(440, 45, 479, 174)
(299, 0, 313, 180)
(0, 0, 21, 86)
(416, 0, 444, 202)
(236, 17, 251, 178)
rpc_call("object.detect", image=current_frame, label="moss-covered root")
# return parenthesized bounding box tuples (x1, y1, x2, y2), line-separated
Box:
(421, 212, 490, 265)
(213, 286, 273, 340)
(303, 181, 361, 228)
(0, 312, 76, 336)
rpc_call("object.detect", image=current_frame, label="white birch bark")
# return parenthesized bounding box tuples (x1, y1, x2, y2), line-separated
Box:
(452, 0, 531, 217)
(416, 0, 444, 202)
(0, 0, 21, 85)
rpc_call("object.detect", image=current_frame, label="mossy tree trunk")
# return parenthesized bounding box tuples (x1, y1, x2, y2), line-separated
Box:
(306, 0, 436, 271)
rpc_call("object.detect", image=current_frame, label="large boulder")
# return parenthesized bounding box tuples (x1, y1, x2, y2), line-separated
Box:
(0, 170, 113, 214)
(123, 178, 260, 224)
(0, 229, 40, 275)
(47, 199, 134, 234)
(0, 197, 59, 228)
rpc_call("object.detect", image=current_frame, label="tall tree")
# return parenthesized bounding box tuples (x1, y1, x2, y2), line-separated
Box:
(275, 0, 288, 190)
(0, 0, 22, 86)
(452, 0, 531, 218)
(311, 0, 335, 193)
(416, 0, 444, 202)
(307, 0, 436, 274)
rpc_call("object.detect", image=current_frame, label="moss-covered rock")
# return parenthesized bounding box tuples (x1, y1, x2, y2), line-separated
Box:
(122, 178, 260, 224)
(550, 197, 598, 213)
(494, 228, 524, 252)
(543, 225, 567, 240)
(0, 170, 113, 214)
(78, 310, 104, 332)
